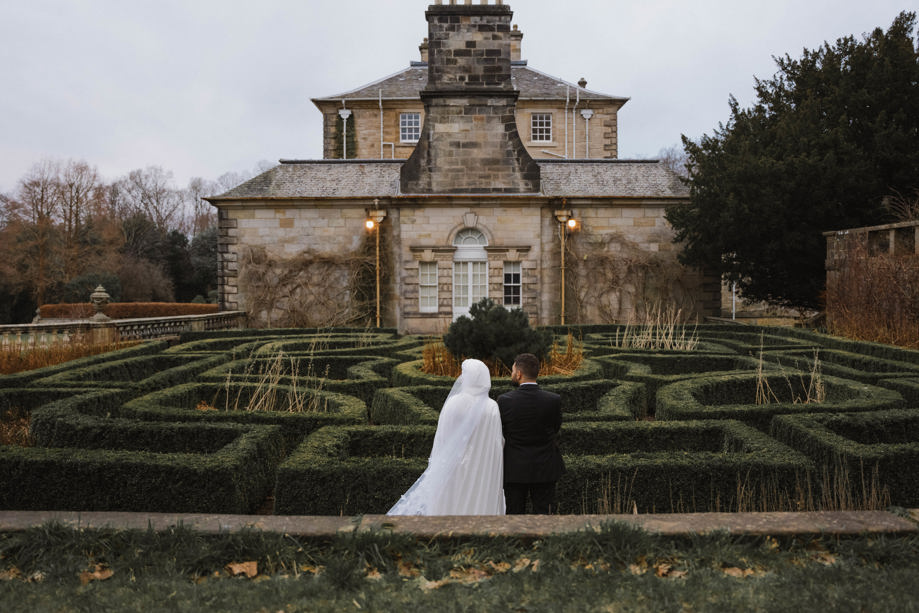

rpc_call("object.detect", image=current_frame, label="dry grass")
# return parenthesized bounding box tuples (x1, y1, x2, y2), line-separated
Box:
(826, 236, 919, 349)
(0, 334, 141, 375)
(610, 304, 699, 351)
(421, 332, 584, 378)
(755, 334, 826, 405)
(586, 462, 890, 514)
(205, 347, 330, 414)
(0, 408, 33, 447)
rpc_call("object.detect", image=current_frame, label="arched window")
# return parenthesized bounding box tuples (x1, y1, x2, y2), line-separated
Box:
(452, 229, 488, 319)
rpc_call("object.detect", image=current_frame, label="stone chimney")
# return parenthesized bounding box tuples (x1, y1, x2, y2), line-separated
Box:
(510, 24, 523, 61)
(419, 37, 429, 63)
(400, 2, 540, 194)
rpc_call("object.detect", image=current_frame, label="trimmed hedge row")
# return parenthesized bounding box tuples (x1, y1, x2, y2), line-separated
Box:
(764, 349, 919, 385)
(276, 420, 813, 515)
(0, 423, 283, 513)
(197, 354, 399, 405)
(558, 420, 813, 514)
(595, 353, 765, 413)
(771, 409, 919, 506)
(30, 390, 247, 454)
(275, 425, 429, 515)
(369, 379, 645, 426)
(31, 353, 231, 392)
(390, 357, 605, 388)
(656, 373, 905, 431)
(39, 302, 219, 319)
(122, 382, 367, 449)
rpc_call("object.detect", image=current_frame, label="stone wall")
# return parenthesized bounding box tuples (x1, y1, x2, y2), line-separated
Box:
(216, 198, 714, 331)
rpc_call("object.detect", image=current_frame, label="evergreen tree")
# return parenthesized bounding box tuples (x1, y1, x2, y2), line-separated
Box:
(667, 12, 919, 310)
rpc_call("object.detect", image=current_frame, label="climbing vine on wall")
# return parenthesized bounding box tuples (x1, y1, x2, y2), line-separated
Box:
(238, 226, 390, 328)
(565, 230, 698, 324)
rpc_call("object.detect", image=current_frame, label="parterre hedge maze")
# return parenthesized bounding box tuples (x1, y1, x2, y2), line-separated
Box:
(2, 325, 917, 515)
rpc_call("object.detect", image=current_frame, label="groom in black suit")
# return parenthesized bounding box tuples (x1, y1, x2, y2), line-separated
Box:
(497, 353, 565, 514)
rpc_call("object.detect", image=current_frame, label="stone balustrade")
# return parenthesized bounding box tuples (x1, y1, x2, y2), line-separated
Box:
(0, 311, 246, 348)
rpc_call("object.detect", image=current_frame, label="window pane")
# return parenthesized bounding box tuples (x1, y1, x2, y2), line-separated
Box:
(471, 261, 487, 303)
(503, 261, 521, 306)
(454, 262, 469, 307)
(400, 113, 421, 142)
(531, 113, 552, 142)
(419, 261, 437, 312)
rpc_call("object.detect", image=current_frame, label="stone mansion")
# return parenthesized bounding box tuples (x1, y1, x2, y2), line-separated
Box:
(208, 1, 718, 333)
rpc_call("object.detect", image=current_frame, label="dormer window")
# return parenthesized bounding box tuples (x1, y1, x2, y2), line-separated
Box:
(400, 113, 421, 143)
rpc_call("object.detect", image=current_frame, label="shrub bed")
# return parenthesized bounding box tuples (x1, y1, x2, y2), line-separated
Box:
(0, 424, 283, 513)
(771, 409, 919, 506)
(40, 302, 219, 319)
(122, 382, 367, 449)
(655, 373, 905, 431)
(276, 420, 812, 515)
(275, 425, 430, 515)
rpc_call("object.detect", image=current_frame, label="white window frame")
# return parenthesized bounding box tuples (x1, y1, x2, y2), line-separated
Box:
(531, 112, 552, 142)
(400, 112, 421, 143)
(503, 261, 521, 307)
(452, 228, 488, 320)
(418, 261, 438, 313)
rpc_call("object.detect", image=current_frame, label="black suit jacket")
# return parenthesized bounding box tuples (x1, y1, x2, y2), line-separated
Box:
(497, 384, 565, 484)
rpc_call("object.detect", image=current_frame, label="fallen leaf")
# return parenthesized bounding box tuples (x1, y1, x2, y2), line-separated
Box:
(79, 564, 114, 585)
(195, 400, 217, 412)
(419, 578, 450, 591)
(365, 568, 383, 581)
(668, 569, 688, 579)
(811, 551, 837, 566)
(0, 568, 22, 581)
(488, 561, 511, 573)
(225, 561, 258, 578)
(397, 560, 420, 578)
(449, 567, 491, 584)
(512, 557, 531, 573)
(27, 570, 45, 583)
(655, 563, 672, 577)
(628, 564, 647, 576)
(722, 566, 754, 578)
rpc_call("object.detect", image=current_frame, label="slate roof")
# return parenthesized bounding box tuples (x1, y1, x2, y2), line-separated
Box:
(311, 62, 628, 105)
(208, 160, 687, 201)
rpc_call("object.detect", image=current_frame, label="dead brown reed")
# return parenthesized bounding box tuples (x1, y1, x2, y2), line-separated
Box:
(0, 334, 141, 374)
(421, 332, 584, 378)
(611, 304, 699, 351)
(0, 408, 33, 447)
(755, 333, 825, 405)
(826, 236, 919, 349)
(587, 461, 890, 514)
(217, 347, 329, 414)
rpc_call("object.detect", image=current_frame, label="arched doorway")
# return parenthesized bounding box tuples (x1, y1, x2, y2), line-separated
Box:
(452, 228, 488, 320)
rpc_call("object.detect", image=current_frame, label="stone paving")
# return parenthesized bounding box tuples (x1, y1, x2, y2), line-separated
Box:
(1, 510, 916, 538)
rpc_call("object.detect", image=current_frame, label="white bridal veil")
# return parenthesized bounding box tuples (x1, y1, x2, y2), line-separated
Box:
(387, 359, 506, 515)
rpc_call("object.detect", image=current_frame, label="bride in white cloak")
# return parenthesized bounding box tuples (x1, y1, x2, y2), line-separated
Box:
(387, 358, 505, 515)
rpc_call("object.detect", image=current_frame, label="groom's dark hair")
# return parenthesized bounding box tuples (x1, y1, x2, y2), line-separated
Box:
(514, 353, 540, 380)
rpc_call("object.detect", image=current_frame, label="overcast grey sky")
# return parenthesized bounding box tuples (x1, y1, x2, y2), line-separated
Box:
(0, 0, 910, 194)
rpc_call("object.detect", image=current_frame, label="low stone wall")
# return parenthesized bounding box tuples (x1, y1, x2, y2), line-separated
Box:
(0, 311, 247, 347)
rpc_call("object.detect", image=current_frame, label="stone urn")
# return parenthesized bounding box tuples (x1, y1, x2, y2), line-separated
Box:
(89, 285, 112, 321)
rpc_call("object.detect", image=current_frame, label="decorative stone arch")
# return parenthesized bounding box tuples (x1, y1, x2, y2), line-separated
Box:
(445, 211, 495, 246)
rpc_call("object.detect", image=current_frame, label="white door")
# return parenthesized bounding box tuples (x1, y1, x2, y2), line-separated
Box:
(453, 260, 488, 320)
(452, 228, 488, 320)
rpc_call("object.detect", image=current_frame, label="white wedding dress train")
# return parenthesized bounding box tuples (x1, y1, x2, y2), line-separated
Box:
(387, 359, 505, 516)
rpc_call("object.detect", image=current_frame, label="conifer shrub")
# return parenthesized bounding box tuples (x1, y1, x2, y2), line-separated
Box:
(443, 298, 552, 371)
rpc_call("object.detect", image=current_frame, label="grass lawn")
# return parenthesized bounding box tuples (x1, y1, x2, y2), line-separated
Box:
(1, 521, 918, 612)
